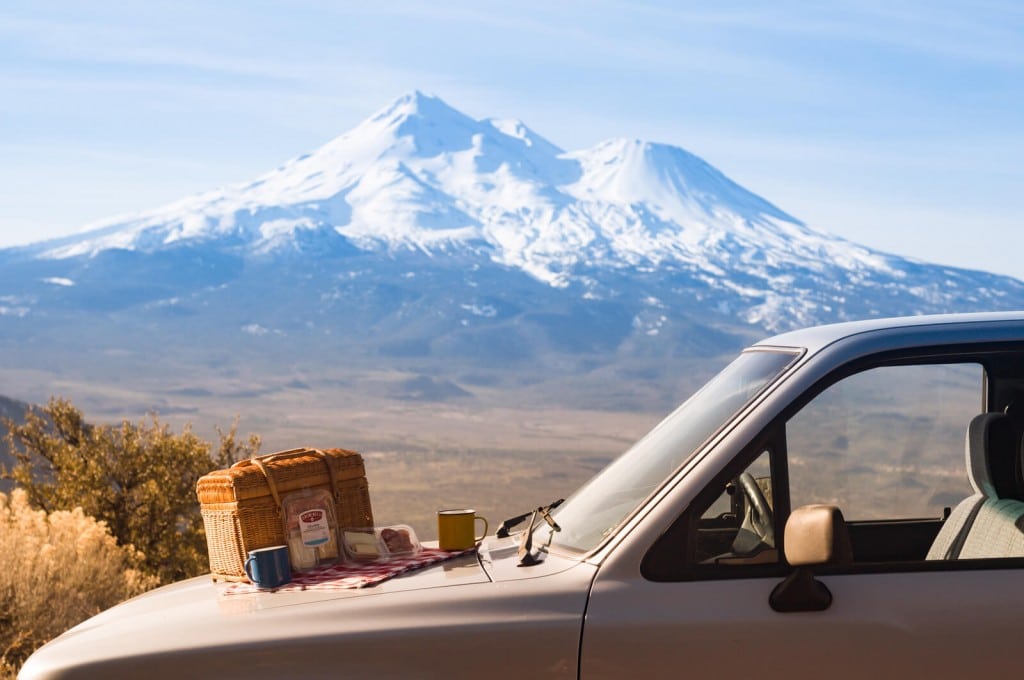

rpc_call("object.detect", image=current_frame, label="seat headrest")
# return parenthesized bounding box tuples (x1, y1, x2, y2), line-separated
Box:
(966, 413, 1024, 500)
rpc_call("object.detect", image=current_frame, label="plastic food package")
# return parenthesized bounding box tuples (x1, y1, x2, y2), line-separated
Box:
(281, 488, 340, 571)
(341, 525, 422, 562)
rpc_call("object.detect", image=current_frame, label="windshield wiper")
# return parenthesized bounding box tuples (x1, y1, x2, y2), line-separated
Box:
(496, 498, 564, 538)
(514, 500, 564, 567)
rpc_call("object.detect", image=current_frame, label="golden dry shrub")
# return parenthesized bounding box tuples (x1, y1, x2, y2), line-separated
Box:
(0, 488, 159, 675)
(3, 397, 260, 583)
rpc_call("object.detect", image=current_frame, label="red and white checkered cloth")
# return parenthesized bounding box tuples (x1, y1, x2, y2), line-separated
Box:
(222, 547, 477, 595)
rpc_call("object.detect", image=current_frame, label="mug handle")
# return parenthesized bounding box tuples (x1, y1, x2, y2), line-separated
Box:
(244, 556, 256, 583)
(474, 516, 489, 543)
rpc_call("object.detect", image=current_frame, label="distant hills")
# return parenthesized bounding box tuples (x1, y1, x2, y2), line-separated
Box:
(1, 92, 1021, 424)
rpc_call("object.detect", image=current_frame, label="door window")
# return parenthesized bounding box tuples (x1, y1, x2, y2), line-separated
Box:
(786, 363, 979, 520)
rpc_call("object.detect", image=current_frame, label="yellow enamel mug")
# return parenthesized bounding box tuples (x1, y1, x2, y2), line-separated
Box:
(437, 509, 488, 551)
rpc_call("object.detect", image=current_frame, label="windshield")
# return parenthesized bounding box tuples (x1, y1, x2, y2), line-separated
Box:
(539, 348, 799, 553)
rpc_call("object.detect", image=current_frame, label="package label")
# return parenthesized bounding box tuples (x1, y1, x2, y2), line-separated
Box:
(299, 508, 331, 546)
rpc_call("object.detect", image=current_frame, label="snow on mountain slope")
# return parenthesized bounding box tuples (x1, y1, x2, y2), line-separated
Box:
(27, 92, 839, 268)
(37, 92, 570, 258)
(8, 91, 1023, 335)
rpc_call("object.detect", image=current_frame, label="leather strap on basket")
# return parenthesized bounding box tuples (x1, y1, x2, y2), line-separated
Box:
(240, 448, 341, 516)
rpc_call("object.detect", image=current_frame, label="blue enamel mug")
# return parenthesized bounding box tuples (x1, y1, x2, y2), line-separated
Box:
(244, 545, 291, 589)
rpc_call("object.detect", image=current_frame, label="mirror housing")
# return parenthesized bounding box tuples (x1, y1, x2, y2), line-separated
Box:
(783, 504, 852, 566)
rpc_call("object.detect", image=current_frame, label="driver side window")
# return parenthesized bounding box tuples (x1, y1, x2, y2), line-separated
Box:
(693, 450, 777, 565)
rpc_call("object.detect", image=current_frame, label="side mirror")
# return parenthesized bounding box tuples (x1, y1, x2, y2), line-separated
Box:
(784, 504, 853, 566)
(769, 504, 852, 612)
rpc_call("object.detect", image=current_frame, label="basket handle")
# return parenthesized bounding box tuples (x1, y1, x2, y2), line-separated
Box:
(231, 448, 309, 467)
(242, 448, 342, 515)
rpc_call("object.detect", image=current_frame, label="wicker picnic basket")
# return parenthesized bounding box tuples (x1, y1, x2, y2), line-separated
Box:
(197, 447, 373, 582)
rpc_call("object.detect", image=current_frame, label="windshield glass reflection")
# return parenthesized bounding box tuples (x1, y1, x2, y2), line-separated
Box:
(540, 349, 799, 553)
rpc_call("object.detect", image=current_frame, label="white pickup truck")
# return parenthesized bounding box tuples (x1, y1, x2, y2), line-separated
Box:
(22, 312, 1024, 678)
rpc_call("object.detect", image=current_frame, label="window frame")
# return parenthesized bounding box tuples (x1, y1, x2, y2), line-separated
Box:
(642, 342, 1024, 583)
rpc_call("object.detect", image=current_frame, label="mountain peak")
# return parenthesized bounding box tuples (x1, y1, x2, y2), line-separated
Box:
(567, 137, 800, 226)
(359, 91, 481, 155)
(368, 90, 462, 126)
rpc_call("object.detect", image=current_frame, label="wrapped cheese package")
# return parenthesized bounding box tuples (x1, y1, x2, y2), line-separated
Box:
(281, 488, 339, 571)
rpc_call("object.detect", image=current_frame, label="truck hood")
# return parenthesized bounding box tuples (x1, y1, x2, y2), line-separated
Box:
(20, 536, 595, 679)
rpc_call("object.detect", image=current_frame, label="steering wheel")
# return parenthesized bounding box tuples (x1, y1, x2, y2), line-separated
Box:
(732, 472, 775, 553)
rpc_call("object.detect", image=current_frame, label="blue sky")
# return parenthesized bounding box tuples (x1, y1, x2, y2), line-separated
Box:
(2, 1, 1022, 277)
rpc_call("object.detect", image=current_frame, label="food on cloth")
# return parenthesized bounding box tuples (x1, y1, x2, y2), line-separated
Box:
(343, 530, 382, 559)
(341, 525, 422, 561)
(381, 527, 415, 554)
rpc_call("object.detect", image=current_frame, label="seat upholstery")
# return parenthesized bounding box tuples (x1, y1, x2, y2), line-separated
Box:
(926, 413, 1024, 560)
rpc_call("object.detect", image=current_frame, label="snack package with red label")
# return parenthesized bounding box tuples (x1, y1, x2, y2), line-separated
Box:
(281, 488, 339, 571)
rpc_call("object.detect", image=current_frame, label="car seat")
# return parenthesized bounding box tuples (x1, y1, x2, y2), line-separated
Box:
(926, 412, 1024, 560)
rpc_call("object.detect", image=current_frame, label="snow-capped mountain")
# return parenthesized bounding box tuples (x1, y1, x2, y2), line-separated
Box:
(17, 91, 1017, 331)
(1, 91, 1022, 410)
